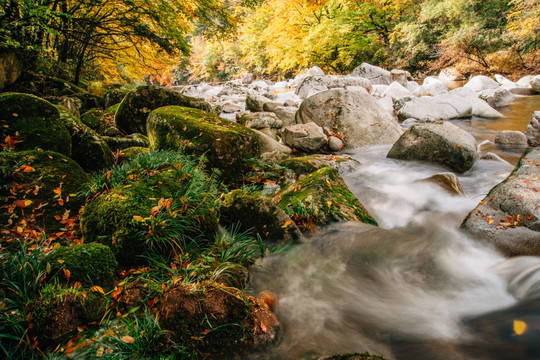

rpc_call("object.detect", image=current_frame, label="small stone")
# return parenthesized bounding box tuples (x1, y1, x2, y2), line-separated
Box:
(494, 130, 528, 147)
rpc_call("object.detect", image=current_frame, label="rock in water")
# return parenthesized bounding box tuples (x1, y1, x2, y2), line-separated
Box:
(115, 85, 212, 135)
(147, 106, 261, 180)
(296, 88, 402, 147)
(461, 147, 540, 256)
(396, 94, 473, 122)
(418, 172, 465, 196)
(525, 111, 540, 146)
(494, 130, 528, 147)
(387, 122, 477, 173)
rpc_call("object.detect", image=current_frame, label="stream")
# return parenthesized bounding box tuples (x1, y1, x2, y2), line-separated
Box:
(248, 95, 540, 360)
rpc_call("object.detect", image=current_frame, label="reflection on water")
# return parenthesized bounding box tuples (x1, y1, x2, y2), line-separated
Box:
(453, 95, 540, 163)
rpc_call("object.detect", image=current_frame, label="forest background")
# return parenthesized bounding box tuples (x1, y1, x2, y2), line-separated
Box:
(1, 0, 539, 90)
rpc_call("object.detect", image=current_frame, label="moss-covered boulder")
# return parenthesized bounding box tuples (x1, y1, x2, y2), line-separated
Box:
(102, 133, 149, 152)
(80, 105, 118, 136)
(116, 146, 150, 164)
(57, 106, 114, 171)
(103, 88, 128, 108)
(0, 150, 89, 230)
(147, 106, 262, 180)
(80, 155, 219, 265)
(115, 85, 213, 135)
(46, 243, 117, 289)
(159, 283, 279, 356)
(275, 167, 377, 229)
(0, 93, 71, 156)
(220, 190, 302, 244)
(281, 154, 361, 177)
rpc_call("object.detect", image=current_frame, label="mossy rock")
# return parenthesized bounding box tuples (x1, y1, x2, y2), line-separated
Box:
(115, 85, 213, 135)
(275, 167, 377, 227)
(0, 92, 71, 156)
(57, 106, 114, 171)
(80, 165, 219, 265)
(116, 146, 150, 164)
(46, 243, 118, 289)
(80, 107, 118, 136)
(281, 155, 361, 177)
(0, 150, 89, 230)
(220, 189, 302, 244)
(103, 88, 128, 108)
(102, 133, 149, 152)
(147, 106, 262, 181)
(158, 283, 279, 356)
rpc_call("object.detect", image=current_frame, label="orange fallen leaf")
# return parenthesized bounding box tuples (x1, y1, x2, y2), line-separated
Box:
(120, 335, 136, 344)
(91, 286, 105, 294)
(260, 321, 268, 333)
(133, 215, 144, 222)
(63, 268, 71, 281)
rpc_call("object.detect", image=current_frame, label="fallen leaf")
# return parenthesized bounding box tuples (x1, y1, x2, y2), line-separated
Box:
(63, 268, 71, 281)
(91, 286, 105, 294)
(260, 321, 268, 333)
(513, 320, 527, 336)
(120, 335, 136, 344)
(133, 215, 144, 222)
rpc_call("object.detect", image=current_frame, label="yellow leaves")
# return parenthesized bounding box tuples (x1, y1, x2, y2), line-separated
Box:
(91, 286, 105, 295)
(513, 320, 527, 336)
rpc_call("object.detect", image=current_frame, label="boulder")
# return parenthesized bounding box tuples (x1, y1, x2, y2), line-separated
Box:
(396, 94, 473, 122)
(0, 150, 89, 230)
(115, 85, 212, 135)
(220, 189, 302, 244)
(240, 72, 255, 84)
(46, 243, 117, 289)
(221, 103, 242, 114)
(387, 122, 477, 173)
(461, 148, 540, 256)
(350, 63, 391, 85)
(245, 113, 283, 130)
(57, 106, 114, 172)
(47, 96, 83, 118)
(450, 87, 503, 119)
(0, 51, 23, 91)
(275, 167, 378, 228)
(418, 172, 465, 196)
(328, 136, 344, 151)
(464, 75, 499, 92)
(438, 68, 465, 87)
(147, 106, 261, 180)
(516, 75, 534, 87)
(252, 129, 291, 154)
(280, 154, 360, 177)
(0, 92, 71, 156)
(246, 94, 273, 112)
(381, 81, 414, 101)
(525, 111, 540, 147)
(390, 69, 408, 87)
(262, 101, 282, 112)
(80, 104, 119, 136)
(296, 88, 403, 147)
(532, 75, 540, 93)
(102, 133, 149, 152)
(413, 79, 448, 97)
(494, 131, 528, 147)
(273, 106, 297, 126)
(295, 75, 372, 99)
(479, 87, 515, 108)
(103, 88, 128, 108)
(494, 74, 515, 87)
(281, 122, 327, 152)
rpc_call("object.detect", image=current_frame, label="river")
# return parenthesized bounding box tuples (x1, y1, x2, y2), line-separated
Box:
(248, 95, 540, 360)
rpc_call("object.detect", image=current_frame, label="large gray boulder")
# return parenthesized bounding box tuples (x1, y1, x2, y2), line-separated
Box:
(450, 87, 503, 119)
(295, 75, 372, 99)
(350, 63, 391, 85)
(273, 106, 297, 126)
(461, 148, 540, 256)
(281, 122, 327, 152)
(246, 94, 273, 112)
(296, 88, 402, 147)
(387, 122, 477, 173)
(532, 75, 540, 93)
(464, 75, 499, 92)
(115, 85, 212, 135)
(381, 81, 414, 101)
(494, 130, 528, 147)
(479, 87, 515, 108)
(396, 94, 473, 121)
(525, 111, 540, 146)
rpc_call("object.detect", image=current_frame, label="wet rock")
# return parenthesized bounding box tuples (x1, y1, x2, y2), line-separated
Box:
(461, 147, 540, 256)
(494, 130, 528, 147)
(525, 111, 540, 146)
(350, 63, 391, 85)
(115, 85, 212, 135)
(0, 92, 72, 156)
(220, 189, 302, 244)
(397, 94, 473, 122)
(281, 122, 327, 152)
(418, 172, 465, 196)
(464, 75, 499, 92)
(296, 88, 402, 147)
(296, 75, 372, 98)
(387, 122, 477, 173)
(147, 106, 261, 180)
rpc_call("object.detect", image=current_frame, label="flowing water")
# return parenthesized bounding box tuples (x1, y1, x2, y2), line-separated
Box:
(248, 95, 540, 359)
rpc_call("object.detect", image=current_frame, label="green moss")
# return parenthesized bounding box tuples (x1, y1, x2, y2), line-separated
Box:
(147, 106, 262, 181)
(80, 107, 118, 136)
(0, 93, 71, 155)
(102, 133, 149, 152)
(276, 167, 377, 226)
(81, 159, 219, 265)
(46, 243, 118, 289)
(0, 150, 89, 230)
(117, 146, 150, 164)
